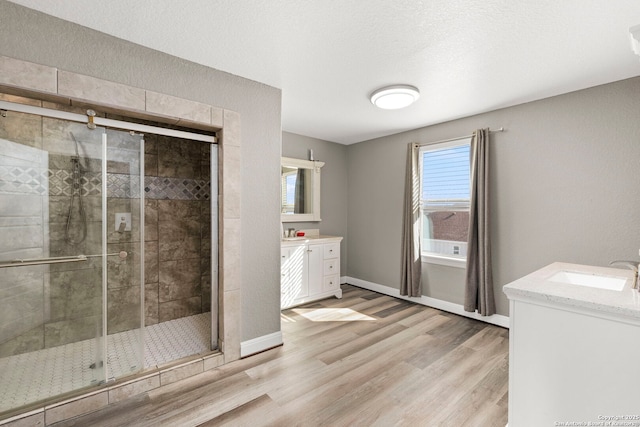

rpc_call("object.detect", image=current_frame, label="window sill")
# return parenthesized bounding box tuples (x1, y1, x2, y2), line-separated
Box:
(421, 254, 466, 269)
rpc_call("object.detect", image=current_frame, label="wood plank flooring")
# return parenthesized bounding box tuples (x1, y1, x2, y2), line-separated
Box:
(54, 285, 509, 427)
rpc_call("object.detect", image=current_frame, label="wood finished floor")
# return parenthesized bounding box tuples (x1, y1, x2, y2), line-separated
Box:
(54, 285, 509, 427)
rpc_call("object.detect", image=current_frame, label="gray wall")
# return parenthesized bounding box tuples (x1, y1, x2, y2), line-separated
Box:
(0, 1, 283, 342)
(347, 76, 640, 316)
(282, 132, 348, 273)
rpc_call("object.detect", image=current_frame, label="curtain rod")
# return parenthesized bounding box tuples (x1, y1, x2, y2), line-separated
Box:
(414, 127, 504, 148)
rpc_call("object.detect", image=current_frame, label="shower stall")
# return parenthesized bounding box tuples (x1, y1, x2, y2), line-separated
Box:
(0, 98, 218, 415)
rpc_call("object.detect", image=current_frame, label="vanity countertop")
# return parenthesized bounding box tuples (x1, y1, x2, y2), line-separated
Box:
(503, 262, 640, 320)
(281, 235, 343, 245)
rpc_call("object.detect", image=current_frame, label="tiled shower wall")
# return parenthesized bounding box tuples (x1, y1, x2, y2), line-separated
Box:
(143, 134, 211, 326)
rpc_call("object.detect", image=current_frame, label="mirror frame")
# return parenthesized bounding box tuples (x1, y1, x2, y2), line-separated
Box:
(281, 156, 324, 222)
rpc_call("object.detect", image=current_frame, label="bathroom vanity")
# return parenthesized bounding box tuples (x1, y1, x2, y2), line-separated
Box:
(281, 235, 342, 309)
(503, 262, 640, 426)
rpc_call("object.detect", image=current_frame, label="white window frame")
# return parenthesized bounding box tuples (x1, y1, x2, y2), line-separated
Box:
(419, 137, 471, 268)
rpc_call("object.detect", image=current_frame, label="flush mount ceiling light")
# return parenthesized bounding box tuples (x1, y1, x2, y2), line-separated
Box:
(370, 85, 420, 110)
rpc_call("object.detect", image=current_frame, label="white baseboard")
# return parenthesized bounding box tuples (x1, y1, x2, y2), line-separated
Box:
(343, 276, 510, 329)
(240, 331, 283, 358)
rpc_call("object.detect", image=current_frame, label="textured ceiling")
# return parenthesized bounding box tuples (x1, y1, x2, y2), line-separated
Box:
(9, 0, 640, 144)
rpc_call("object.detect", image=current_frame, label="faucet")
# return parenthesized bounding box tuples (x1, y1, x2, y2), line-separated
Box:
(609, 260, 639, 290)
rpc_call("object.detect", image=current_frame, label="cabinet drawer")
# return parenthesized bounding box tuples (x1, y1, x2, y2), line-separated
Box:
(323, 243, 340, 259)
(323, 259, 338, 276)
(323, 274, 340, 292)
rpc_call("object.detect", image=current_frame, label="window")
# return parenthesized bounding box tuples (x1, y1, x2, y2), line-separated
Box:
(281, 168, 297, 214)
(419, 137, 471, 260)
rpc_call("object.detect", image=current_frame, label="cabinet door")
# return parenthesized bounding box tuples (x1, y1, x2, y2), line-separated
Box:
(307, 244, 324, 295)
(281, 245, 308, 308)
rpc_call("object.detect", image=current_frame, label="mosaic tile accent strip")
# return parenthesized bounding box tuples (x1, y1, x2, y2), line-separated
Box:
(0, 312, 211, 413)
(108, 175, 210, 200)
(1, 166, 210, 200)
(144, 176, 210, 200)
(0, 166, 48, 195)
(107, 173, 141, 199)
(49, 169, 102, 196)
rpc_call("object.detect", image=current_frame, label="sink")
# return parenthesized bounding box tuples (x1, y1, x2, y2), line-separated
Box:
(548, 270, 627, 291)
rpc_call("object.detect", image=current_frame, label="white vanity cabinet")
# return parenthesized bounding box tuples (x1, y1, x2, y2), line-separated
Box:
(503, 262, 640, 426)
(281, 236, 342, 309)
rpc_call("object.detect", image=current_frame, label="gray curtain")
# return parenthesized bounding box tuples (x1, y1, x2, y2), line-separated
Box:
(294, 168, 305, 213)
(464, 128, 496, 315)
(400, 143, 422, 297)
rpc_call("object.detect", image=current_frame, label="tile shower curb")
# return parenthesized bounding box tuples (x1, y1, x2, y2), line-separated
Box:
(0, 351, 224, 426)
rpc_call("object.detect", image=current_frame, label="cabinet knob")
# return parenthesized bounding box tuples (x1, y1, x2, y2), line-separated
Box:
(307, 249, 313, 252)
(329, 249, 333, 253)
(330, 265, 333, 269)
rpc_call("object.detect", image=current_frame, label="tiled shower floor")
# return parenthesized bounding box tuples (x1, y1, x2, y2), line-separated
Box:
(0, 312, 211, 413)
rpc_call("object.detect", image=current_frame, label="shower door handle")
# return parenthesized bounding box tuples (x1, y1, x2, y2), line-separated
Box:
(0, 251, 129, 268)
(0, 255, 88, 268)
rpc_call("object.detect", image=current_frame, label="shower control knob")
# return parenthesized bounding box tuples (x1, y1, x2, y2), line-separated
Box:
(118, 251, 128, 259)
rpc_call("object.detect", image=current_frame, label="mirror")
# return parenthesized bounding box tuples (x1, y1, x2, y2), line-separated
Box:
(281, 156, 324, 222)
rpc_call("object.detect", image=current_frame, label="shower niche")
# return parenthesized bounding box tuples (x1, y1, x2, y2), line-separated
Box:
(0, 97, 218, 415)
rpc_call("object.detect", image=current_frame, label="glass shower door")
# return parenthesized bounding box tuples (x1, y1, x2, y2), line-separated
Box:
(0, 115, 107, 411)
(0, 106, 144, 414)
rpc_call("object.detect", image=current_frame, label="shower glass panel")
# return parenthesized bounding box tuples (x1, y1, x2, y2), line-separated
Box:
(0, 109, 144, 414)
(103, 128, 144, 381)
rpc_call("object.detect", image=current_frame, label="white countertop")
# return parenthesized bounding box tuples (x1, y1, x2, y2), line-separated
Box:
(503, 262, 640, 320)
(281, 235, 343, 245)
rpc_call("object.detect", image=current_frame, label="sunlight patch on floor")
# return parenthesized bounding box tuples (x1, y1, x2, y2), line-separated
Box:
(292, 308, 376, 322)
